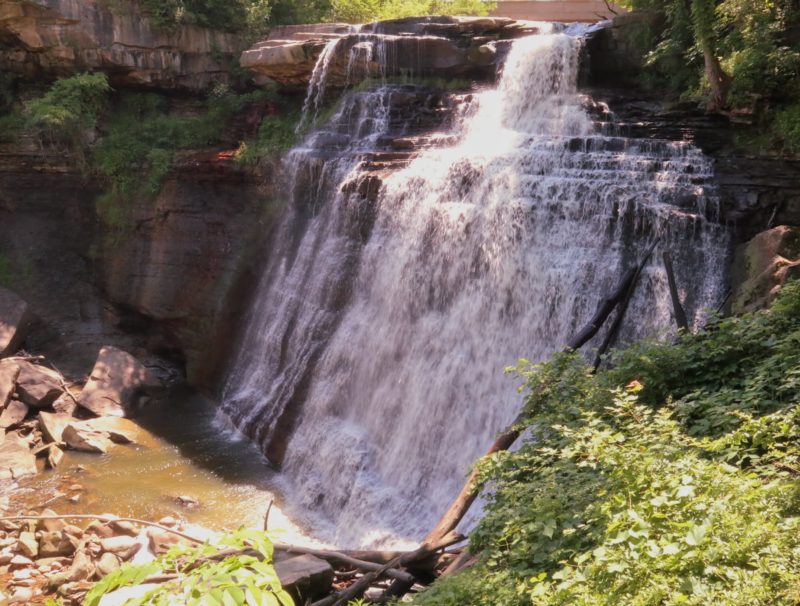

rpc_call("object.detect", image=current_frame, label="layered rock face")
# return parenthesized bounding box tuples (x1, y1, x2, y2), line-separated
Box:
(241, 16, 543, 89)
(0, 0, 239, 91)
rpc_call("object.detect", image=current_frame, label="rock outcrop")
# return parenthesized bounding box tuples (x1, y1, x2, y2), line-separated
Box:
(241, 16, 543, 89)
(729, 226, 800, 314)
(0, 0, 240, 91)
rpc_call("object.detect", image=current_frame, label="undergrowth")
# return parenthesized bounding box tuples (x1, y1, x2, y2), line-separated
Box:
(411, 281, 800, 606)
(83, 528, 294, 606)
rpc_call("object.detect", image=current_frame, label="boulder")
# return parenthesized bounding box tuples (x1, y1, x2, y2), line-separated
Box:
(0, 431, 36, 479)
(0, 287, 33, 357)
(16, 531, 38, 558)
(0, 360, 20, 408)
(275, 554, 334, 602)
(38, 531, 76, 558)
(99, 536, 141, 561)
(62, 422, 113, 453)
(39, 411, 72, 443)
(78, 346, 160, 417)
(96, 552, 122, 576)
(0, 400, 28, 429)
(729, 226, 800, 314)
(146, 527, 182, 555)
(15, 361, 64, 408)
(81, 416, 138, 444)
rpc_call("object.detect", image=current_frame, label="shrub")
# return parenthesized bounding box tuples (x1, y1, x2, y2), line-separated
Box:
(775, 103, 800, 155)
(411, 281, 800, 606)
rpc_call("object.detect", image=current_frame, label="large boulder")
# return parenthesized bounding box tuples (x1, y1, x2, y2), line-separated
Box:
(730, 226, 800, 314)
(61, 421, 113, 453)
(0, 432, 37, 479)
(0, 287, 33, 357)
(0, 0, 241, 92)
(15, 361, 64, 408)
(78, 346, 160, 417)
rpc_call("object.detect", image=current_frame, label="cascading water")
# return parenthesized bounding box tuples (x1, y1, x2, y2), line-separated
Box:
(223, 28, 730, 548)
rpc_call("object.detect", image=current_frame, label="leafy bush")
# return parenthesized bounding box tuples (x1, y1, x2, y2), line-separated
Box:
(235, 111, 300, 164)
(412, 281, 800, 606)
(330, 0, 495, 22)
(84, 528, 294, 606)
(775, 103, 800, 155)
(24, 73, 110, 158)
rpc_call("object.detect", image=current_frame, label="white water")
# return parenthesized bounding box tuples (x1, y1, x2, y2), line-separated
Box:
(223, 31, 729, 548)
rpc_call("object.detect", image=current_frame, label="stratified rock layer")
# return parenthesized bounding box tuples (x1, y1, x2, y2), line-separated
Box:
(241, 16, 543, 89)
(0, 0, 239, 91)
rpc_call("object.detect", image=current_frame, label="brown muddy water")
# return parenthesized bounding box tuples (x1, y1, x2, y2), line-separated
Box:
(5, 389, 319, 546)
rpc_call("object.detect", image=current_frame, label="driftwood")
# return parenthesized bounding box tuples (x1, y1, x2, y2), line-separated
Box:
(275, 544, 414, 583)
(311, 530, 465, 606)
(593, 238, 660, 371)
(566, 267, 637, 350)
(662, 252, 688, 331)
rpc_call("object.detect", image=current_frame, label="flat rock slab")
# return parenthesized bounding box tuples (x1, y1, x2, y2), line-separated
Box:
(0, 400, 29, 429)
(0, 360, 20, 408)
(62, 422, 113, 453)
(78, 346, 159, 417)
(0, 432, 37, 480)
(275, 554, 334, 601)
(0, 287, 33, 357)
(16, 361, 64, 408)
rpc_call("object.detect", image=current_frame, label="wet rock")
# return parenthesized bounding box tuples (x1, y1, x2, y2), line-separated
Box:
(38, 509, 66, 532)
(16, 531, 38, 558)
(81, 417, 139, 444)
(0, 361, 20, 408)
(0, 287, 33, 357)
(0, 401, 29, 429)
(275, 554, 334, 602)
(0, 432, 37, 480)
(15, 361, 64, 409)
(729, 225, 800, 314)
(175, 495, 199, 508)
(39, 411, 72, 443)
(99, 536, 141, 561)
(78, 346, 161, 417)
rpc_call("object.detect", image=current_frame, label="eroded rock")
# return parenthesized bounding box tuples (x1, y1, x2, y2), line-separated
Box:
(0, 400, 28, 429)
(0, 360, 20, 408)
(62, 422, 113, 453)
(39, 411, 72, 443)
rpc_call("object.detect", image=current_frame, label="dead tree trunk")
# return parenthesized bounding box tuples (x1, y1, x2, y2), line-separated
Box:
(662, 252, 688, 331)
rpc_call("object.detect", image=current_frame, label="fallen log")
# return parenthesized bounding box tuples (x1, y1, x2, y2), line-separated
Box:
(311, 531, 465, 606)
(662, 252, 688, 331)
(566, 267, 637, 350)
(276, 544, 414, 583)
(593, 238, 659, 371)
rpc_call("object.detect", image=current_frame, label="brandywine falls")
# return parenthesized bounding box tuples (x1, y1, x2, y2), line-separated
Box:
(1, 2, 800, 605)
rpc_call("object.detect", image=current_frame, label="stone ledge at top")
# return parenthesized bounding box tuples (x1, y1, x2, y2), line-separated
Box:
(240, 16, 545, 89)
(0, 0, 241, 91)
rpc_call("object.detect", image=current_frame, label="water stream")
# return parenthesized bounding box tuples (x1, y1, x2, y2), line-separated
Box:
(222, 28, 730, 548)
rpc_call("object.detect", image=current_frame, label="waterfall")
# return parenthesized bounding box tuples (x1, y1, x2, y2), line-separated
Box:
(222, 29, 730, 548)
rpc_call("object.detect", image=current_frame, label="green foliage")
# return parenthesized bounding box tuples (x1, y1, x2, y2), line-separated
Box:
(24, 73, 110, 162)
(775, 103, 800, 154)
(330, 0, 495, 22)
(92, 87, 271, 226)
(412, 281, 800, 606)
(133, 0, 270, 33)
(235, 111, 301, 164)
(84, 528, 294, 606)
